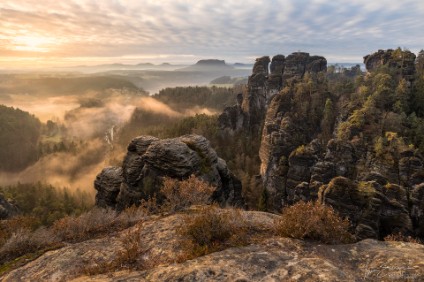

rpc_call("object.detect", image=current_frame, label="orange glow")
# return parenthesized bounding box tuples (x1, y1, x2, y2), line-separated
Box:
(12, 35, 56, 52)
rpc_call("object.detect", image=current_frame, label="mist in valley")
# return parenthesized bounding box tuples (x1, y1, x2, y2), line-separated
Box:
(0, 70, 238, 199)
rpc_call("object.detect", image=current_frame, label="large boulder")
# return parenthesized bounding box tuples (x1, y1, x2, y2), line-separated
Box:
(94, 134, 243, 210)
(0, 194, 19, 220)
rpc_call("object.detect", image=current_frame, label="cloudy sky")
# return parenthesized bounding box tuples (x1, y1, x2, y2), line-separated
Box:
(1, 0, 424, 68)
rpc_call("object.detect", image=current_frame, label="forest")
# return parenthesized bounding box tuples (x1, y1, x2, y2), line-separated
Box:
(1, 48, 424, 227)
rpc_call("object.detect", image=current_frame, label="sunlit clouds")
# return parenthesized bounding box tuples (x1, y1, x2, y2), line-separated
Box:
(1, 0, 424, 68)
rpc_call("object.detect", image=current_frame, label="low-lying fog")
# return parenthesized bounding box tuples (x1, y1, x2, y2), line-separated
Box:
(0, 69, 237, 196)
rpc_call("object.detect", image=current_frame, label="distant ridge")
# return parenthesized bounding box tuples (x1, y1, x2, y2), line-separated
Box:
(178, 59, 234, 72)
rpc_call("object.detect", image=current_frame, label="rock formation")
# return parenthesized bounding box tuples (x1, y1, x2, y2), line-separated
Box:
(259, 49, 424, 239)
(0, 194, 19, 220)
(364, 48, 417, 83)
(95, 134, 243, 210)
(218, 52, 327, 136)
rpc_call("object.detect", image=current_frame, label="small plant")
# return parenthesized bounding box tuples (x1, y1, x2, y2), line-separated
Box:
(81, 225, 145, 276)
(384, 233, 422, 244)
(0, 215, 40, 246)
(179, 205, 248, 257)
(0, 227, 57, 265)
(52, 205, 147, 243)
(161, 175, 215, 212)
(274, 201, 354, 244)
(51, 208, 118, 242)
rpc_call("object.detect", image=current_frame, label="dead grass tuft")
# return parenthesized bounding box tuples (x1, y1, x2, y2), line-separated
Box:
(161, 175, 215, 212)
(179, 205, 249, 257)
(384, 232, 422, 244)
(274, 201, 355, 244)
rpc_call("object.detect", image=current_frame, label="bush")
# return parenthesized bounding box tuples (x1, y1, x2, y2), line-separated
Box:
(52, 205, 147, 243)
(161, 175, 215, 212)
(0, 227, 57, 264)
(384, 233, 422, 244)
(180, 205, 248, 256)
(0, 215, 40, 246)
(52, 206, 147, 242)
(274, 201, 354, 244)
(82, 225, 145, 276)
(0, 205, 148, 267)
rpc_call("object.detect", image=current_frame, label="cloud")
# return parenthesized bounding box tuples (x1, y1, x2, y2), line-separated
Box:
(0, 0, 423, 66)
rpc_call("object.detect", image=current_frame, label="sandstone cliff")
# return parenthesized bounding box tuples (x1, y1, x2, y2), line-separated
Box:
(258, 49, 424, 240)
(218, 52, 327, 136)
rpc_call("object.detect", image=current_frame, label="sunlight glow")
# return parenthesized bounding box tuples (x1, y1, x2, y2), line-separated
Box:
(12, 35, 56, 52)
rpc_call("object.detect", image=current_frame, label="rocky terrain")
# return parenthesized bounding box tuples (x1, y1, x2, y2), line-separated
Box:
(218, 52, 327, 136)
(0, 194, 18, 219)
(95, 134, 243, 210)
(94, 49, 424, 241)
(1, 208, 423, 282)
(258, 49, 424, 240)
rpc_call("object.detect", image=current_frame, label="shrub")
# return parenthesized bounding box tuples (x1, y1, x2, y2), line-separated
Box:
(82, 225, 145, 276)
(161, 175, 215, 212)
(0, 215, 40, 246)
(0, 227, 57, 264)
(52, 205, 147, 243)
(274, 201, 354, 244)
(384, 233, 422, 244)
(180, 205, 248, 256)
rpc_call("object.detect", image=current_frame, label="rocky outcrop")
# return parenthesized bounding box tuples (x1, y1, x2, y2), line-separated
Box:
(259, 49, 424, 240)
(3, 209, 423, 281)
(0, 194, 19, 220)
(364, 49, 417, 82)
(94, 134, 243, 210)
(283, 52, 327, 83)
(94, 167, 123, 208)
(417, 50, 424, 74)
(318, 177, 413, 240)
(218, 52, 327, 136)
(259, 84, 330, 210)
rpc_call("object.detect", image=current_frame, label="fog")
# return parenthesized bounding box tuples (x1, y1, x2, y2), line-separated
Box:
(0, 80, 222, 195)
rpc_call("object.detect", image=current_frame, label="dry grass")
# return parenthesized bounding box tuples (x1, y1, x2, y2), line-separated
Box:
(0, 227, 58, 265)
(0, 205, 148, 267)
(384, 233, 422, 244)
(179, 205, 249, 257)
(161, 175, 215, 212)
(274, 201, 355, 244)
(82, 225, 145, 276)
(52, 206, 147, 243)
(0, 215, 40, 246)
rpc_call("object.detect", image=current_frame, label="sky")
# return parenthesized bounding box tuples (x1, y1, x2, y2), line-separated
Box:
(1, 0, 424, 68)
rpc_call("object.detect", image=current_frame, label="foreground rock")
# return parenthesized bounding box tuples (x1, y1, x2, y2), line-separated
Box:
(2, 209, 423, 281)
(95, 134, 243, 210)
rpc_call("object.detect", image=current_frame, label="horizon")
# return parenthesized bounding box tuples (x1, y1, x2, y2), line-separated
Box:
(1, 0, 424, 69)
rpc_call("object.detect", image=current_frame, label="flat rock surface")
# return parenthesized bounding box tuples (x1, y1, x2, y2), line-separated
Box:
(2, 209, 423, 282)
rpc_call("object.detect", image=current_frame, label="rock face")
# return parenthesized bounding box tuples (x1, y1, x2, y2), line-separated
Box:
(3, 210, 423, 281)
(259, 49, 424, 240)
(364, 49, 417, 82)
(95, 134, 243, 210)
(218, 52, 327, 136)
(0, 194, 19, 220)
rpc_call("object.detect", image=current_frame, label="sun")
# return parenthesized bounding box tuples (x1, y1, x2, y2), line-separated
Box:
(12, 35, 55, 52)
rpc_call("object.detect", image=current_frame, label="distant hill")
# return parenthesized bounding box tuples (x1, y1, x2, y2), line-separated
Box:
(178, 59, 235, 72)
